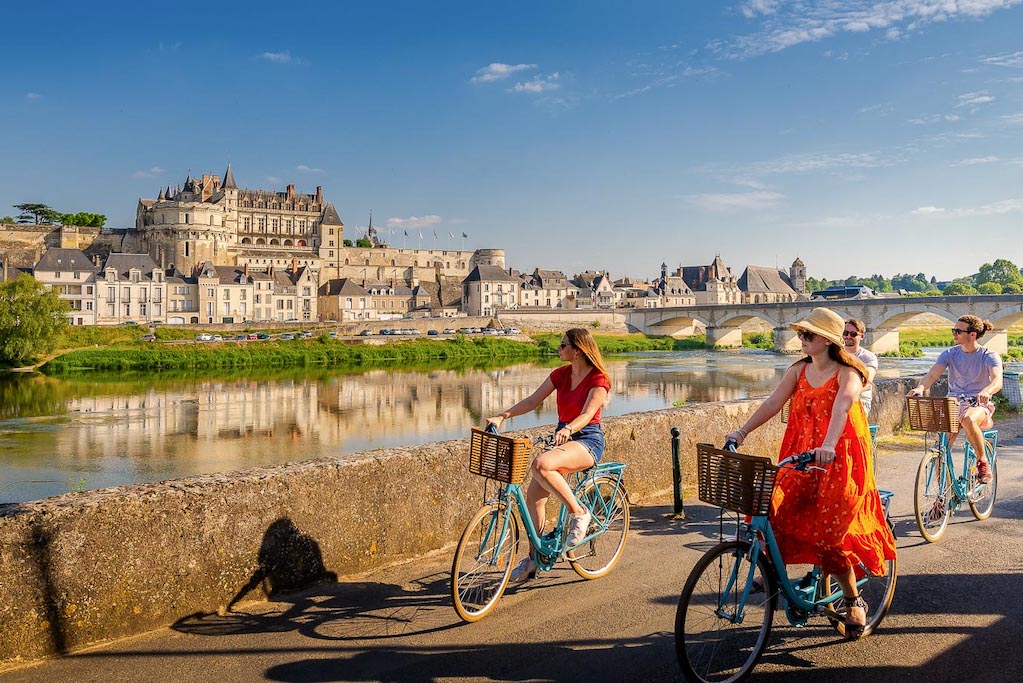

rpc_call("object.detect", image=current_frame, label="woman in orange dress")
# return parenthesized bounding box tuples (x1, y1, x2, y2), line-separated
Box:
(725, 307, 897, 638)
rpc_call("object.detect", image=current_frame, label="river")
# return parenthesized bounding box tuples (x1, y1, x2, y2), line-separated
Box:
(0, 349, 1015, 503)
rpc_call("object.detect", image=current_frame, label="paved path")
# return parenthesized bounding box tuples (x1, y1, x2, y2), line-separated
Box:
(4, 430, 1022, 682)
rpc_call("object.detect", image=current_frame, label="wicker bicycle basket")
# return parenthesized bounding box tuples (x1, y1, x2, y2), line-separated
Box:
(905, 396, 960, 433)
(696, 444, 778, 516)
(468, 428, 532, 484)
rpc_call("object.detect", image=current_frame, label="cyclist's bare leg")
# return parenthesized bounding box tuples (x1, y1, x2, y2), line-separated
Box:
(959, 405, 994, 465)
(526, 442, 595, 530)
(832, 567, 866, 626)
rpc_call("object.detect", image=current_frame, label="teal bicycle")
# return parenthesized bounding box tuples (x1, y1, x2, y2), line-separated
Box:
(908, 396, 998, 543)
(674, 443, 897, 683)
(450, 426, 630, 622)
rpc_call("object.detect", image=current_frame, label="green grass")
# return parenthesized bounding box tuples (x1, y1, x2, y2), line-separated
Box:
(41, 337, 543, 374)
(532, 332, 682, 355)
(742, 331, 774, 350)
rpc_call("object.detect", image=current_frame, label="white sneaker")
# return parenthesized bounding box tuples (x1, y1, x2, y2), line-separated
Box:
(566, 510, 592, 547)
(509, 557, 536, 582)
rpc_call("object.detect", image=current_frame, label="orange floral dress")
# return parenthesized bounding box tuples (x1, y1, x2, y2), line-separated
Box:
(771, 364, 897, 577)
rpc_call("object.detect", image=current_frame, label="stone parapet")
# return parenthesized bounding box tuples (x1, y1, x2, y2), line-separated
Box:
(0, 376, 921, 665)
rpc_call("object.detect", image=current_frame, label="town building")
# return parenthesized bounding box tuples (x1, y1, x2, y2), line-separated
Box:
(737, 260, 806, 303)
(31, 248, 99, 325)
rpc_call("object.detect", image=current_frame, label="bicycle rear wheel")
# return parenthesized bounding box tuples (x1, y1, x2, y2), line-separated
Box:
(969, 441, 997, 520)
(568, 477, 630, 579)
(451, 503, 518, 622)
(914, 451, 951, 542)
(822, 556, 897, 638)
(675, 541, 776, 683)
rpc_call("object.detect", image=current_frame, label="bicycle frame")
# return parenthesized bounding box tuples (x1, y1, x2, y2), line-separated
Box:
(481, 462, 627, 571)
(925, 428, 997, 507)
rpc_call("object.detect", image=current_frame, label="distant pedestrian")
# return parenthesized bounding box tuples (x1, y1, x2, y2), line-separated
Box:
(843, 318, 878, 416)
(907, 315, 1002, 483)
(485, 328, 611, 582)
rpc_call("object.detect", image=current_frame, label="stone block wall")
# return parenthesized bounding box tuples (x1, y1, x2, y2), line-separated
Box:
(0, 377, 919, 665)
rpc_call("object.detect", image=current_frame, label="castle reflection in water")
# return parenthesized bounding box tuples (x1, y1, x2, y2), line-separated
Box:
(1, 354, 789, 501)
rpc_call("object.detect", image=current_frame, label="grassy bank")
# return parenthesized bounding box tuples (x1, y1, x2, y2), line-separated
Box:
(41, 337, 542, 374)
(532, 332, 709, 354)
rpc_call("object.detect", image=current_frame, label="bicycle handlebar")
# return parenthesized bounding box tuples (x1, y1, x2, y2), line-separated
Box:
(722, 439, 815, 470)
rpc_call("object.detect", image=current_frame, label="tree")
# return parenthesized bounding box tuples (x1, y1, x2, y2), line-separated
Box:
(1003, 283, 1023, 294)
(60, 211, 107, 227)
(355, 237, 373, 248)
(941, 282, 978, 296)
(977, 282, 1003, 294)
(0, 275, 70, 366)
(13, 203, 61, 224)
(343, 239, 354, 247)
(0, 216, 14, 224)
(976, 259, 1023, 289)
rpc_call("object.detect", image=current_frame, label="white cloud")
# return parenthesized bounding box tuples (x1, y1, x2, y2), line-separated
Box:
(912, 199, 1023, 217)
(687, 191, 784, 211)
(721, 1, 1022, 59)
(295, 164, 323, 173)
(25, 92, 42, 100)
(955, 155, 999, 165)
(751, 151, 902, 174)
(132, 166, 166, 178)
(908, 113, 960, 124)
(981, 50, 1023, 68)
(956, 90, 994, 108)
(266, 176, 282, 185)
(259, 50, 301, 64)
(385, 214, 443, 229)
(511, 72, 560, 93)
(1000, 111, 1023, 125)
(471, 63, 535, 84)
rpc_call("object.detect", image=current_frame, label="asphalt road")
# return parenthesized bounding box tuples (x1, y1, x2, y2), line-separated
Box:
(4, 429, 1022, 683)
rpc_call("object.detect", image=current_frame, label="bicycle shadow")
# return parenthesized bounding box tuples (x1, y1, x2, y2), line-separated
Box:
(261, 632, 677, 682)
(173, 518, 460, 642)
(629, 501, 745, 552)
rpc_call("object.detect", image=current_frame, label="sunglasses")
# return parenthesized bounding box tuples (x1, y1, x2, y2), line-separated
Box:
(951, 328, 970, 335)
(842, 331, 859, 338)
(559, 342, 573, 349)
(797, 330, 817, 342)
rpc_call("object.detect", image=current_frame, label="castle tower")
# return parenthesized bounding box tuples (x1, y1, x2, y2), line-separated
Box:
(790, 257, 806, 294)
(471, 248, 505, 269)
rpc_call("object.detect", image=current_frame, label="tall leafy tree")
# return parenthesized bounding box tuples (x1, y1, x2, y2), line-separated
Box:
(0, 276, 70, 366)
(13, 203, 60, 224)
(976, 259, 1023, 288)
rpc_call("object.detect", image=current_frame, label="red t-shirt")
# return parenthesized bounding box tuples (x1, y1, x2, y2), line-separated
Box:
(549, 365, 611, 426)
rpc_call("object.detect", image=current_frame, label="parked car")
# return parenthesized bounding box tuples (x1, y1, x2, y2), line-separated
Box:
(281, 333, 295, 340)
(256, 333, 270, 340)
(427, 329, 440, 336)
(457, 327, 473, 334)
(141, 334, 156, 342)
(379, 329, 390, 335)
(328, 331, 339, 338)
(507, 327, 522, 334)
(196, 333, 213, 341)
(359, 330, 372, 336)
(247, 333, 259, 340)
(235, 334, 247, 341)
(211, 334, 223, 342)
(285, 318, 300, 323)
(121, 321, 139, 326)
(443, 328, 456, 335)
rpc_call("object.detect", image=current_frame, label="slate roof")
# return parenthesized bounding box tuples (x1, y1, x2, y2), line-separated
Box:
(738, 265, 797, 295)
(321, 202, 344, 226)
(222, 163, 238, 190)
(33, 248, 98, 273)
(462, 264, 521, 284)
(320, 278, 370, 297)
(101, 253, 160, 279)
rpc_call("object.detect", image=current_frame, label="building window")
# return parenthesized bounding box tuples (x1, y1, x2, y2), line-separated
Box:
(240, 290, 246, 301)
(207, 288, 215, 297)
(86, 301, 93, 311)
(223, 289, 230, 300)
(243, 217, 251, 230)
(107, 287, 115, 300)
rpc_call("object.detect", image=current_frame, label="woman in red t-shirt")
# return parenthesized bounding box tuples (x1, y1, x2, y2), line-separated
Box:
(486, 328, 611, 582)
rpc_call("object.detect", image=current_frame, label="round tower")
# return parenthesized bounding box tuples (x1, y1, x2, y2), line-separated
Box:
(471, 248, 505, 269)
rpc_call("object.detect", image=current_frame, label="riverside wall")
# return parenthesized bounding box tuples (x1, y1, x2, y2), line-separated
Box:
(0, 376, 921, 665)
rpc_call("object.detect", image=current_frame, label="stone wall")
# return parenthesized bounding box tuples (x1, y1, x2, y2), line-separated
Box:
(0, 377, 919, 665)
(498, 309, 631, 333)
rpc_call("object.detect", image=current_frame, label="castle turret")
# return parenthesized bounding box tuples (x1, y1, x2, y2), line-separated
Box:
(790, 257, 806, 294)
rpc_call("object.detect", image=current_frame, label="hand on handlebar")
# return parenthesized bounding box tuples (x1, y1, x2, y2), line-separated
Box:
(554, 425, 572, 446)
(907, 386, 924, 397)
(484, 416, 505, 433)
(812, 443, 836, 465)
(725, 431, 745, 447)
(977, 390, 992, 406)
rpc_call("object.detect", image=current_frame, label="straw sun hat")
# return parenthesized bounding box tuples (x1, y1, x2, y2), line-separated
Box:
(790, 307, 845, 347)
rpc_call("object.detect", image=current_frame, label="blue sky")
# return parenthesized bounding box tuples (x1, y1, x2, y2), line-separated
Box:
(2, 1, 1022, 281)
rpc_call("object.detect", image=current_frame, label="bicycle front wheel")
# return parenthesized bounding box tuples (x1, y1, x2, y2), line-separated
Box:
(451, 503, 518, 622)
(914, 451, 951, 543)
(569, 477, 630, 579)
(675, 541, 776, 683)
(822, 556, 897, 638)
(969, 442, 997, 520)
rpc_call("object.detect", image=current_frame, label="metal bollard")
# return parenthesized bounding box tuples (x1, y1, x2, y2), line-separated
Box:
(671, 426, 685, 517)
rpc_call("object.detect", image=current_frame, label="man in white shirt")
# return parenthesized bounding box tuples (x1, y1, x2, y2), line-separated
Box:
(843, 318, 878, 416)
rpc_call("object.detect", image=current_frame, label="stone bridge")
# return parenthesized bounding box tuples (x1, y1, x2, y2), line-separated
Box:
(626, 295, 1023, 354)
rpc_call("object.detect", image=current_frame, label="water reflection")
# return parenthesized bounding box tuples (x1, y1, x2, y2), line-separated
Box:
(0, 349, 1002, 502)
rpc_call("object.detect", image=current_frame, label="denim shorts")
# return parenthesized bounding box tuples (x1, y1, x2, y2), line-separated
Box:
(558, 422, 605, 463)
